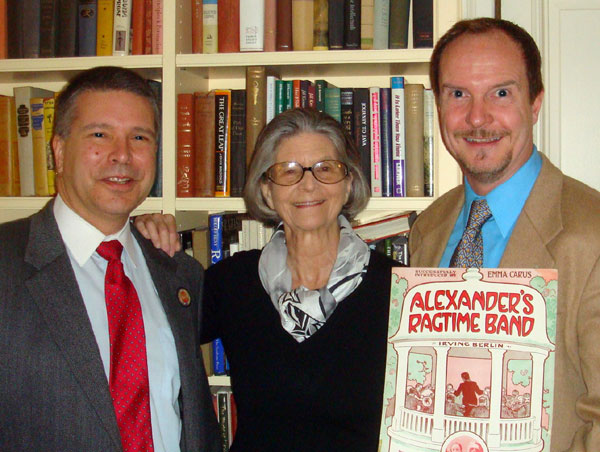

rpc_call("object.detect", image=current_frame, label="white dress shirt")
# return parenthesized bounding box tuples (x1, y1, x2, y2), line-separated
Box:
(54, 195, 182, 452)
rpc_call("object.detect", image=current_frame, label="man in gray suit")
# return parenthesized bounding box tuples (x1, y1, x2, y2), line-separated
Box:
(0, 66, 220, 452)
(409, 18, 600, 451)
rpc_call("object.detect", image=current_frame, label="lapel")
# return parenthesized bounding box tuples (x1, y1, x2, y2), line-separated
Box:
(24, 201, 123, 451)
(412, 186, 464, 267)
(500, 154, 563, 269)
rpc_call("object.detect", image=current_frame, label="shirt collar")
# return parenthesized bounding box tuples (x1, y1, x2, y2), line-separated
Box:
(53, 194, 140, 268)
(464, 147, 542, 238)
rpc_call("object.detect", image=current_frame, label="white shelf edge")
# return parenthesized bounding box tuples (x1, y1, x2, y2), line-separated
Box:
(208, 375, 231, 386)
(0, 197, 164, 214)
(176, 197, 434, 212)
(177, 49, 433, 68)
(0, 55, 164, 73)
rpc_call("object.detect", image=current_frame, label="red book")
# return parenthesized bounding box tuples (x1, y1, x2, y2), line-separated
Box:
(177, 94, 195, 197)
(151, 0, 162, 54)
(191, 0, 202, 53)
(264, 0, 276, 52)
(143, 0, 152, 53)
(218, 0, 240, 53)
(193, 91, 215, 197)
(276, 0, 292, 51)
(292, 79, 301, 108)
(131, 0, 144, 54)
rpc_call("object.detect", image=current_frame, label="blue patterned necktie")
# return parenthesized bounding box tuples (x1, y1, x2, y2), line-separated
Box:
(450, 199, 492, 268)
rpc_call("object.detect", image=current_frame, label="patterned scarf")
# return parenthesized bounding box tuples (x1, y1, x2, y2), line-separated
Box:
(259, 215, 370, 342)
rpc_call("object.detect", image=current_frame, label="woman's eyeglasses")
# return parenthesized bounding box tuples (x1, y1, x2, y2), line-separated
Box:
(265, 160, 349, 186)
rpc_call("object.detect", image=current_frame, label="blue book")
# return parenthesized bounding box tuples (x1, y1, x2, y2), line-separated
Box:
(379, 87, 393, 197)
(209, 213, 223, 265)
(77, 0, 97, 56)
(212, 338, 227, 375)
(390, 76, 406, 197)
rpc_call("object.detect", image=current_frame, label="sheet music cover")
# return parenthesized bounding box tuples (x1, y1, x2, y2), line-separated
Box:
(378, 267, 557, 452)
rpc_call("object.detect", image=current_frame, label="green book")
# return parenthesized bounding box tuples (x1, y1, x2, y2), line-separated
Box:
(324, 87, 341, 122)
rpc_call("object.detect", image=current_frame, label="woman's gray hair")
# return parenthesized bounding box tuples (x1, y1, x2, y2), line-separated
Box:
(243, 108, 370, 225)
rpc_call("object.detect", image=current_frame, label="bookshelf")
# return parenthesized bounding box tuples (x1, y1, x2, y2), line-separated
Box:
(0, 0, 462, 224)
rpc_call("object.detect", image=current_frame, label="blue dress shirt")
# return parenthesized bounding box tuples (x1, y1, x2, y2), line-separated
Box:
(439, 148, 543, 268)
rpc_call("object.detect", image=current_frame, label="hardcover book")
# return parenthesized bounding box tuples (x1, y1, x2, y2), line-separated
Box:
(240, 0, 264, 52)
(193, 90, 216, 197)
(0, 96, 19, 196)
(176, 93, 195, 197)
(291, 0, 314, 51)
(275, 0, 293, 51)
(378, 267, 557, 452)
(218, 0, 240, 53)
(404, 83, 424, 197)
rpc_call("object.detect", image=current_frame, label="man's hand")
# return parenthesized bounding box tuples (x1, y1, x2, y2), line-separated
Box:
(134, 213, 181, 257)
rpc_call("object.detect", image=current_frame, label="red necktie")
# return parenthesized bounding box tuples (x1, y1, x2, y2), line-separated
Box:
(97, 240, 154, 451)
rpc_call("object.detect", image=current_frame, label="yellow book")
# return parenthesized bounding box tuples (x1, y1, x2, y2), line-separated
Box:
(0, 96, 20, 197)
(30, 97, 49, 197)
(43, 97, 56, 196)
(96, 0, 114, 56)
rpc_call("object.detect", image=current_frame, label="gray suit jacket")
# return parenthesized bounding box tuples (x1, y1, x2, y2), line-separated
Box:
(0, 201, 221, 452)
(409, 154, 600, 451)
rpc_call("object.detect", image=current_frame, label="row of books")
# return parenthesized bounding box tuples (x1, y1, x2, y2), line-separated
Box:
(176, 73, 434, 200)
(1, 0, 162, 59)
(193, 0, 433, 54)
(0, 80, 162, 197)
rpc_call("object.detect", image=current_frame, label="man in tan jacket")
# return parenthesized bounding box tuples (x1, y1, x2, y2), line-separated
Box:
(409, 18, 600, 451)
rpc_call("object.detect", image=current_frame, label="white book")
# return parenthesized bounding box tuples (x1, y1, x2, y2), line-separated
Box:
(240, 0, 265, 51)
(112, 0, 132, 56)
(266, 75, 278, 124)
(241, 219, 251, 251)
(373, 0, 389, 49)
(249, 220, 259, 250)
(13, 86, 55, 196)
(390, 76, 406, 197)
(369, 86, 382, 197)
(423, 88, 434, 197)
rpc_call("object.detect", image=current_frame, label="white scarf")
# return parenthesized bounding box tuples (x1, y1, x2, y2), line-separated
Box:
(259, 215, 370, 342)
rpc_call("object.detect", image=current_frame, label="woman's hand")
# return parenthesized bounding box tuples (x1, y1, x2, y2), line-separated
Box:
(134, 213, 181, 257)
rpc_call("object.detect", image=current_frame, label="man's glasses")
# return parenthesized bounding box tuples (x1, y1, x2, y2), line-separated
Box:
(265, 160, 349, 186)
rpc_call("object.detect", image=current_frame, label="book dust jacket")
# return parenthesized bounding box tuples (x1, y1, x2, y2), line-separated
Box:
(378, 268, 557, 452)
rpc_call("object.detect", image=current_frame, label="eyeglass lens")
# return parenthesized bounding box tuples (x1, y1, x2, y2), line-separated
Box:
(267, 160, 348, 185)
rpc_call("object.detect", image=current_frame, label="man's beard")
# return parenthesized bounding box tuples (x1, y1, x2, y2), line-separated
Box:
(453, 129, 512, 184)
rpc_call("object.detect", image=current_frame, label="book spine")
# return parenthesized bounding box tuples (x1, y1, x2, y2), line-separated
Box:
(372, 0, 388, 49)
(313, 0, 328, 51)
(7, 0, 23, 58)
(314, 79, 327, 112)
(214, 90, 231, 197)
(324, 87, 341, 122)
(229, 89, 247, 198)
(423, 88, 434, 197)
(245, 66, 266, 166)
(275, 79, 286, 115)
(30, 98, 48, 196)
(219, 0, 240, 53)
(283, 80, 293, 111)
(307, 83, 316, 109)
(143, 0, 152, 53)
(0, 96, 19, 196)
(212, 338, 227, 374)
(353, 87, 371, 189)
(412, 0, 433, 48)
(276, 0, 292, 51)
(340, 87, 354, 138)
(343, 0, 360, 49)
(57, 0, 78, 57)
(39, 0, 59, 57)
(112, 0, 132, 56)
(209, 213, 223, 264)
(328, 0, 343, 50)
(360, 0, 373, 49)
(266, 75, 277, 123)
(43, 97, 56, 196)
(292, 0, 313, 51)
(300, 80, 311, 108)
(369, 86, 382, 197)
(240, 0, 264, 52)
(0, 0, 7, 59)
(379, 87, 392, 197)
(176, 93, 195, 197)
(131, 0, 145, 54)
(151, 0, 162, 54)
(404, 83, 424, 197)
(193, 91, 216, 197)
(22, 0, 41, 58)
(148, 79, 162, 197)
(95, 0, 113, 56)
(292, 79, 301, 108)
(77, 0, 97, 56)
(388, 0, 409, 49)
(203, 0, 217, 54)
(191, 0, 202, 53)
(390, 76, 405, 197)
(264, 0, 276, 52)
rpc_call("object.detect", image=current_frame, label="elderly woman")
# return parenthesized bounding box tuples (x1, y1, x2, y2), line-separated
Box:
(139, 108, 397, 451)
